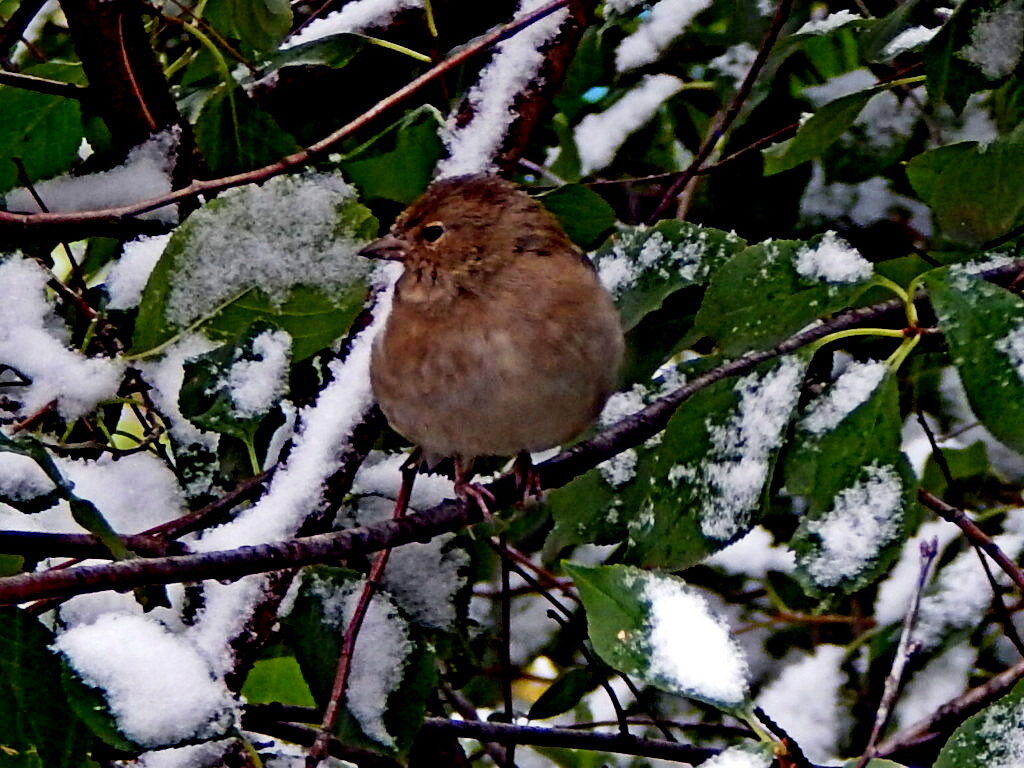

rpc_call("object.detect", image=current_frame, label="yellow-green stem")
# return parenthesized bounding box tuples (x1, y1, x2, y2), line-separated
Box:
(362, 35, 431, 62)
(422, 0, 438, 38)
(808, 327, 906, 353)
(886, 333, 921, 371)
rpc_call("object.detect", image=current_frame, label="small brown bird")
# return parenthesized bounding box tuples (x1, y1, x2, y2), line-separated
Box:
(363, 175, 624, 510)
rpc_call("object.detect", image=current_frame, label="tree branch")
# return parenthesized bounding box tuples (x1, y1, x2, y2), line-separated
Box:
(1, 260, 1021, 605)
(0, 0, 572, 238)
(875, 656, 1024, 758)
(918, 489, 1024, 594)
(0, 69, 89, 99)
(59, 0, 181, 151)
(646, 0, 795, 222)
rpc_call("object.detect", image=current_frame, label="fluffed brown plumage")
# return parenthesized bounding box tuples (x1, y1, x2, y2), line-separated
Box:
(365, 175, 624, 478)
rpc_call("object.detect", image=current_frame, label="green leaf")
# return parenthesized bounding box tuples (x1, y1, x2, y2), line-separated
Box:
(763, 86, 884, 175)
(593, 221, 746, 331)
(924, 0, 1016, 113)
(936, 676, 1024, 767)
(860, 0, 928, 61)
(785, 364, 902, 507)
(625, 357, 807, 568)
(207, 0, 292, 53)
(694, 234, 876, 356)
(565, 564, 751, 713)
(267, 33, 366, 69)
(179, 321, 290, 442)
(61, 665, 138, 752)
(132, 172, 374, 361)
(340, 106, 444, 205)
(241, 656, 316, 708)
(545, 466, 631, 556)
(283, 566, 434, 756)
(528, 668, 598, 720)
(0, 63, 84, 195)
(924, 266, 1024, 455)
(0, 609, 91, 766)
(905, 129, 1024, 246)
(785, 364, 915, 597)
(194, 86, 300, 177)
(904, 143, 976, 203)
(537, 184, 616, 250)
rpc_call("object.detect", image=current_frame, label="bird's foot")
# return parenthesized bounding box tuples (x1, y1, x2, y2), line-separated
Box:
(455, 478, 496, 520)
(513, 451, 544, 507)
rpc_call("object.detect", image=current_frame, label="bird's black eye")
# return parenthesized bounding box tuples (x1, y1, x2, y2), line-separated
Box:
(421, 222, 446, 242)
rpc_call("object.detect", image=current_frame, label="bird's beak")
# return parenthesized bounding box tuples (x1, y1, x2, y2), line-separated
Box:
(359, 233, 407, 261)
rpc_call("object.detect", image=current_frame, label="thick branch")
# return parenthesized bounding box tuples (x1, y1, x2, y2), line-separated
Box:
(1, 260, 1021, 604)
(59, 0, 181, 151)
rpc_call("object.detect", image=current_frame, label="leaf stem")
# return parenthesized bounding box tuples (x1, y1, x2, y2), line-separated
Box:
(808, 326, 905, 353)
(422, 0, 438, 38)
(360, 35, 431, 62)
(885, 333, 921, 371)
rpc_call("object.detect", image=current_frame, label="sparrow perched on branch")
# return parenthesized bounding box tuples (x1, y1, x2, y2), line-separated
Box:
(363, 175, 624, 511)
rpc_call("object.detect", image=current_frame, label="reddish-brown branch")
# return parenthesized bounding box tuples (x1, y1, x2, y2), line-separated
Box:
(306, 463, 417, 767)
(875, 656, 1024, 758)
(0, 0, 572, 236)
(918, 490, 1024, 594)
(1, 261, 1022, 605)
(646, 0, 796, 222)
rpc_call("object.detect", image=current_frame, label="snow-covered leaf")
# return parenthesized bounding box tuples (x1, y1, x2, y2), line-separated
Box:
(132, 172, 374, 361)
(924, 267, 1024, 455)
(594, 220, 746, 332)
(566, 563, 751, 713)
(695, 233, 876, 356)
(924, 0, 1023, 113)
(179, 323, 290, 444)
(935, 676, 1024, 768)
(627, 357, 807, 568)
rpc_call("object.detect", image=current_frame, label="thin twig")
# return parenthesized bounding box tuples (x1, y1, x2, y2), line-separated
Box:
(875, 655, 1024, 757)
(245, 706, 723, 765)
(0, 0, 573, 232)
(0, 69, 88, 98)
(646, 0, 795, 222)
(498, 534, 517, 766)
(488, 541, 650, 739)
(855, 539, 939, 768)
(919, 490, 1024, 594)
(306, 462, 417, 767)
(974, 546, 1024, 657)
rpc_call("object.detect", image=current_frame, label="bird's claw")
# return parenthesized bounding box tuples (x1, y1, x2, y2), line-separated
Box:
(455, 479, 496, 520)
(513, 452, 544, 507)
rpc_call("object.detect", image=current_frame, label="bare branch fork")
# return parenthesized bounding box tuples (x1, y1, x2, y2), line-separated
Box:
(1, 259, 1023, 604)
